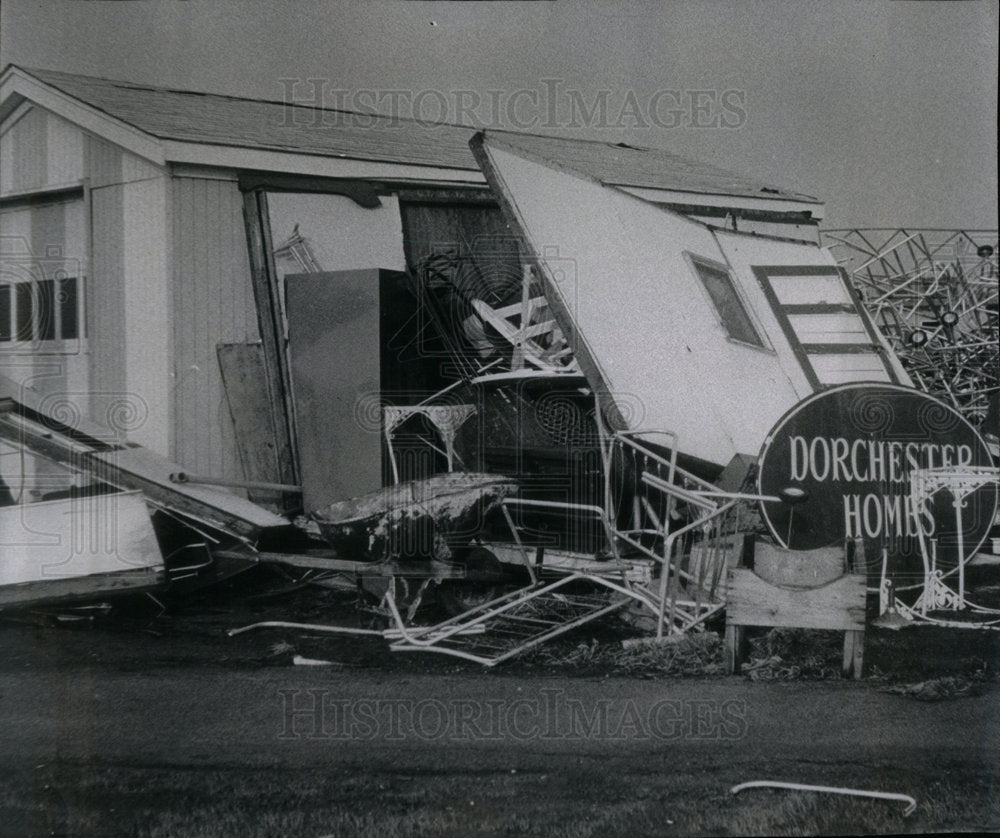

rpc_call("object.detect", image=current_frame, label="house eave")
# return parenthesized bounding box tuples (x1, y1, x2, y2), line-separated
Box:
(0, 65, 167, 166)
(160, 140, 486, 184)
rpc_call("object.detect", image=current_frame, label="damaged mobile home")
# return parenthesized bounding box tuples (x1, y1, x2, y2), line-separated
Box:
(8, 65, 985, 659)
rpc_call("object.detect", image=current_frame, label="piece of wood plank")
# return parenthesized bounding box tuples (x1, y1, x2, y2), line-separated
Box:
(688, 533, 745, 597)
(241, 189, 298, 488)
(0, 411, 96, 472)
(483, 542, 654, 583)
(725, 624, 746, 675)
(842, 629, 865, 679)
(0, 566, 164, 607)
(215, 549, 472, 580)
(753, 541, 846, 588)
(725, 568, 866, 631)
(0, 374, 121, 449)
(216, 342, 284, 497)
(86, 447, 288, 539)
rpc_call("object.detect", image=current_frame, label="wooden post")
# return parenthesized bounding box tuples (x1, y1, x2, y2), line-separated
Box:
(725, 624, 746, 675)
(725, 563, 867, 680)
(510, 264, 532, 371)
(241, 188, 299, 488)
(842, 630, 865, 678)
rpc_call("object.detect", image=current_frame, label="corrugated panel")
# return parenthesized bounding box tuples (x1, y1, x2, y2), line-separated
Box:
(21, 68, 818, 204)
(170, 176, 260, 480)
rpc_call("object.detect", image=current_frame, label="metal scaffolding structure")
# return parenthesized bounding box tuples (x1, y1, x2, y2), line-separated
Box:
(822, 229, 998, 429)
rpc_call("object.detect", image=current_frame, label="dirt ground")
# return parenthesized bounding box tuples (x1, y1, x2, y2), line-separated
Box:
(0, 568, 998, 837)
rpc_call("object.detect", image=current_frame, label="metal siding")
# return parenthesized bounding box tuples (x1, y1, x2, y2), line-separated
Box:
(121, 146, 163, 184)
(84, 135, 123, 190)
(122, 176, 171, 454)
(45, 111, 84, 185)
(170, 176, 259, 479)
(2, 107, 47, 193)
(87, 184, 127, 428)
(84, 133, 161, 189)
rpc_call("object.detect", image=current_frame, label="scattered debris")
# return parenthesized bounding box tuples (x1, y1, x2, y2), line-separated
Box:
(310, 472, 517, 562)
(0, 489, 164, 608)
(882, 675, 986, 701)
(525, 632, 723, 676)
(292, 655, 342, 667)
(825, 228, 998, 429)
(741, 629, 843, 680)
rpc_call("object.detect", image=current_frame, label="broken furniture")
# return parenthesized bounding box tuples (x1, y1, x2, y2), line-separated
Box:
(310, 471, 516, 562)
(383, 571, 641, 666)
(823, 228, 998, 427)
(871, 465, 1000, 629)
(383, 404, 477, 482)
(724, 539, 867, 678)
(468, 264, 580, 380)
(381, 431, 754, 665)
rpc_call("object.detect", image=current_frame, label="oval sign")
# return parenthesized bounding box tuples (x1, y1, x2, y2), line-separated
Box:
(757, 383, 997, 581)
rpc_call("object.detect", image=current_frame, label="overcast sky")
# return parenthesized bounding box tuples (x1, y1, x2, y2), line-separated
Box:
(1, 0, 996, 229)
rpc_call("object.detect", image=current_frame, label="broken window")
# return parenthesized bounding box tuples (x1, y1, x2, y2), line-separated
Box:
(686, 253, 765, 348)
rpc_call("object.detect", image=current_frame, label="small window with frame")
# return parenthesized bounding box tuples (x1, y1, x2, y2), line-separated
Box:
(685, 252, 767, 348)
(0, 274, 83, 349)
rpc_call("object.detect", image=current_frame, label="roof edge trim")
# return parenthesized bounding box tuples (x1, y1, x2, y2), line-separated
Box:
(0, 65, 166, 166)
(618, 185, 824, 219)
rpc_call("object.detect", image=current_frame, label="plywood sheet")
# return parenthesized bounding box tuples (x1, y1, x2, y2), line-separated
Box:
(0, 491, 162, 591)
(726, 568, 866, 631)
(216, 342, 283, 489)
(87, 446, 289, 536)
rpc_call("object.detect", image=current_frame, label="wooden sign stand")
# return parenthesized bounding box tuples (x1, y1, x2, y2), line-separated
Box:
(724, 539, 867, 678)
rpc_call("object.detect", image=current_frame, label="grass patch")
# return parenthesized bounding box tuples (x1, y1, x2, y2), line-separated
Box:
(0, 762, 995, 837)
(521, 632, 725, 676)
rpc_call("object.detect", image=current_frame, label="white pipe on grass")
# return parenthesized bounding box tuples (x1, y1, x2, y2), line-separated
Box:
(731, 780, 916, 817)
